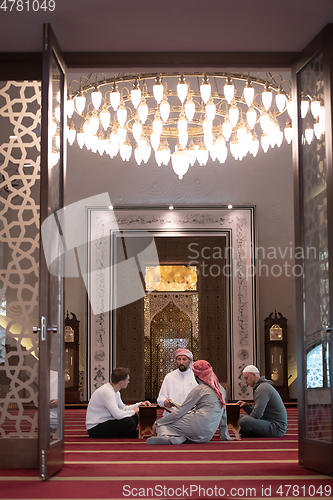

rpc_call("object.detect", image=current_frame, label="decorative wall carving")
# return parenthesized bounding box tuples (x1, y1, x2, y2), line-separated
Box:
(87, 207, 257, 399)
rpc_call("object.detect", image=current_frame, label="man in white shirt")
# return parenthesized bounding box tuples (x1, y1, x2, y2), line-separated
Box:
(86, 367, 151, 438)
(157, 348, 197, 416)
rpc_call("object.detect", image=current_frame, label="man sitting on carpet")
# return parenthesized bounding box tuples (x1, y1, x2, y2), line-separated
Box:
(236, 364, 287, 437)
(86, 367, 151, 438)
(147, 359, 230, 444)
(157, 348, 198, 416)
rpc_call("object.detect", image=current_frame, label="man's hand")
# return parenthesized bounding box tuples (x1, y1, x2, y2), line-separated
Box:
(133, 406, 140, 414)
(163, 398, 173, 408)
(236, 400, 247, 407)
(140, 400, 152, 406)
(50, 399, 58, 408)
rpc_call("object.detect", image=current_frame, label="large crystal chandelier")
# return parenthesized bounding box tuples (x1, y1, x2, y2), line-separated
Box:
(63, 72, 325, 179)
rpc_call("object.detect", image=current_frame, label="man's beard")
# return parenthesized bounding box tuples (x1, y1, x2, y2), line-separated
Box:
(178, 365, 187, 372)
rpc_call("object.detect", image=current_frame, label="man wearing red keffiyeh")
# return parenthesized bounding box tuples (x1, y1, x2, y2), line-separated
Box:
(147, 360, 230, 445)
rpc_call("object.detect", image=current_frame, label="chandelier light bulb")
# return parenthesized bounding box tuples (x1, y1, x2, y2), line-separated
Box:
(90, 134, 98, 154)
(55, 105, 60, 122)
(117, 125, 127, 145)
(205, 97, 216, 121)
(132, 117, 143, 143)
(138, 96, 149, 124)
(153, 110, 163, 137)
(210, 139, 217, 161)
(50, 121, 57, 138)
(243, 78, 254, 107)
(262, 83, 273, 110)
(90, 111, 100, 135)
(216, 132, 226, 150)
(217, 143, 228, 163)
(197, 143, 209, 166)
(179, 130, 188, 150)
(117, 101, 127, 127)
(162, 139, 171, 165)
(120, 138, 132, 162)
(83, 117, 91, 136)
(188, 140, 197, 166)
(67, 122, 76, 146)
(171, 148, 190, 179)
(261, 132, 270, 153)
(250, 132, 259, 157)
(311, 100, 321, 119)
(230, 137, 240, 160)
(77, 125, 85, 149)
(287, 98, 293, 119)
(91, 87, 102, 110)
(160, 96, 170, 123)
(222, 118, 233, 141)
(276, 128, 284, 147)
(224, 76, 234, 104)
(301, 98, 309, 119)
(97, 132, 105, 156)
(237, 120, 247, 144)
(150, 132, 160, 151)
(100, 107, 111, 131)
(246, 106, 257, 129)
(185, 96, 195, 122)
(75, 92, 86, 115)
(204, 132, 214, 151)
(177, 110, 188, 135)
(314, 119, 322, 140)
(229, 103, 239, 128)
(131, 80, 142, 109)
(202, 116, 212, 136)
(142, 137, 152, 164)
(284, 119, 293, 144)
(153, 76, 164, 104)
(155, 144, 164, 166)
(200, 75, 211, 104)
(110, 84, 120, 111)
(305, 124, 314, 145)
(177, 75, 188, 103)
(259, 110, 270, 132)
(275, 89, 287, 113)
(134, 145, 143, 165)
(66, 97, 75, 118)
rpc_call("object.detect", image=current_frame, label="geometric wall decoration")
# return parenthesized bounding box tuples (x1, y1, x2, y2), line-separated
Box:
(0, 81, 41, 437)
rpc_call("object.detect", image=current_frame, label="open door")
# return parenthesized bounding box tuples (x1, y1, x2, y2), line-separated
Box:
(38, 24, 66, 480)
(293, 24, 333, 475)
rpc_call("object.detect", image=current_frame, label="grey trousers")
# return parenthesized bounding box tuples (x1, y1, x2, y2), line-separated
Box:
(239, 415, 286, 437)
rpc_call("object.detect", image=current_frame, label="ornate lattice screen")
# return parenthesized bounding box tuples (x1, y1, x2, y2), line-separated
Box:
(0, 81, 41, 437)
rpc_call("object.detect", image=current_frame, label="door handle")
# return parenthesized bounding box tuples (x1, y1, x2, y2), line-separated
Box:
(32, 317, 57, 341)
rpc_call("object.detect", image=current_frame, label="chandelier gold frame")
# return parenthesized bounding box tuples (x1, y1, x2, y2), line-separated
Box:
(61, 72, 323, 178)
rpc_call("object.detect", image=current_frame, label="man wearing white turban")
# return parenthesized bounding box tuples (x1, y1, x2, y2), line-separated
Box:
(157, 348, 197, 416)
(236, 365, 287, 437)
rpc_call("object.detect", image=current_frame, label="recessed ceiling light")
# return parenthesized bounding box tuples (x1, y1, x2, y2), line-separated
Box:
(109, 205, 113, 210)
(9, 135, 17, 139)
(169, 205, 174, 210)
(228, 204, 233, 209)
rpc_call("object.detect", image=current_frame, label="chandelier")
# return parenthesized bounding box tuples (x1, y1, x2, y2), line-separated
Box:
(62, 72, 325, 179)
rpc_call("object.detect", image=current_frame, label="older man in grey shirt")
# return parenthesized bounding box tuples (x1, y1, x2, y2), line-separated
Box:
(237, 364, 287, 437)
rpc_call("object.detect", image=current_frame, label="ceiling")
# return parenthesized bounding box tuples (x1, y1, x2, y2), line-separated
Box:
(2, 0, 333, 54)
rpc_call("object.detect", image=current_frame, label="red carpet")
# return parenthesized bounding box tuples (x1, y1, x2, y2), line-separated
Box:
(1, 407, 333, 499)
